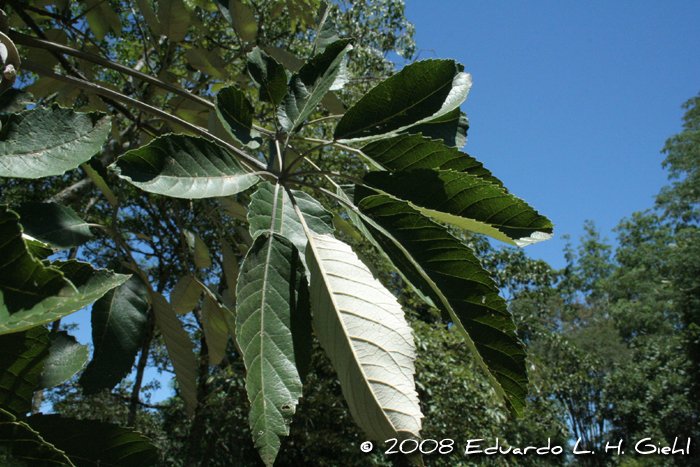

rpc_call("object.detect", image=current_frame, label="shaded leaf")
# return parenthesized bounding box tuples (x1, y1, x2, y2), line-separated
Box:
(0, 89, 34, 114)
(355, 192, 528, 415)
(185, 47, 230, 79)
(363, 169, 553, 246)
(260, 46, 303, 72)
(405, 108, 468, 148)
(228, 0, 257, 42)
(334, 59, 471, 142)
(15, 202, 94, 250)
(220, 238, 240, 300)
(170, 275, 202, 315)
(86, 0, 122, 40)
(312, 3, 339, 55)
(134, 0, 162, 35)
(158, 0, 190, 42)
(201, 293, 228, 366)
(247, 48, 287, 106)
(305, 233, 422, 441)
(0, 408, 74, 467)
(151, 291, 198, 418)
(236, 233, 306, 466)
(278, 39, 352, 133)
(0, 326, 50, 416)
(248, 181, 334, 268)
(112, 134, 259, 199)
(79, 276, 149, 394)
(215, 86, 262, 148)
(0, 106, 111, 179)
(361, 134, 501, 185)
(82, 160, 118, 208)
(38, 331, 88, 390)
(25, 414, 159, 467)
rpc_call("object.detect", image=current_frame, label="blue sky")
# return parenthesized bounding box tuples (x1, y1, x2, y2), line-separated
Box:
(403, 0, 700, 269)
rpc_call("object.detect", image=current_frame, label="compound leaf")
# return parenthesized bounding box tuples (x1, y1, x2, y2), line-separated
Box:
(278, 39, 352, 133)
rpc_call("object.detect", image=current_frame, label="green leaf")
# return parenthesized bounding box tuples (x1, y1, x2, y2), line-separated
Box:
(158, 0, 190, 42)
(246, 48, 287, 106)
(1, 259, 130, 336)
(0, 205, 76, 324)
(134, 0, 162, 36)
(248, 181, 334, 268)
(38, 331, 88, 390)
(236, 233, 306, 466)
(363, 169, 553, 246)
(82, 160, 118, 208)
(24, 414, 159, 467)
(185, 47, 230, 79)
(278, 39, 352, 133)
(112, 134, 259, 199)
(79, 276, 149, 394)
(170, 275, 202, 315)
(201, 293, 228, 366)
(405, 108, 468, 148)
(183, 230, 212, 269)
(311, 3, 339, 55)
(0, 326, 50, 417)
(86, 0, 122, 40)
(0, 106, 112, 179)
(334, 59, 471, 142)
(228, 0, 257, 42)
(220, 238, 240, 301)
(215, 86, 262, 148)
(305, 233, 423, 441)
(0, 408, 74, 467)
(361, 134, 502, 186)
(354, 192, 528, 415)
(0, 89, 34, 114)
(151, 291, 198, 418)
(15, 202, 94, 250)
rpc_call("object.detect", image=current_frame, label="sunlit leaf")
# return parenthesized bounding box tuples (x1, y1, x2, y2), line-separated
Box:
(38, 331, 88, 390)
(112, 134, 259, 199)
(404, 108, 468, 148)
(334, 59, 471, 142)
(306, 233, 423, 441)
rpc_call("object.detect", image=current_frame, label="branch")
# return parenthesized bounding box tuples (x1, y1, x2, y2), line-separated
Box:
(9, 31, 216, 112)
(22, 60, 267, 172)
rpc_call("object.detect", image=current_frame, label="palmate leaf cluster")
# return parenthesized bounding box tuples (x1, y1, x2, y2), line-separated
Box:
(0, 2, 553, 466)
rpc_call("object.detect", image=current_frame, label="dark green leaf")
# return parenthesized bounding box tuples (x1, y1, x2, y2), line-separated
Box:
(355, 192, 528, 415)
(312, 3, 339, 55)
(0, 205, 77, 330)
(38, 331, 88, 390)
(0, 106, 111, 179)
(0, 326, 50, 416)
(15, 202, 94, 250)
(278, 39, 352, 133)
(248, 182, 334, 267)
(405, 108, 468, 148)
(112, 134, 259, 199)
(237, 233, 307, 466)
(334, 59, 471, 142)
(0, 408, 74, 467)
(247, 47, 287, 106)
(158, 0, 189, 42)
(151, 291, 198, 418)
(363, 169, 553, 246)
(0, 89, 34, 114)
(361, 134, 501, 185)
(215, 86, 262, 148)
(25, 414, 158, 467)
(79, 276, 149, 394)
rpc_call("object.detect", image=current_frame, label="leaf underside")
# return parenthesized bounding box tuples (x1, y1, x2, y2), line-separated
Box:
(236, 233, 307, 467)
(38, 331, 89, 390)
(306, 233, 423, 441)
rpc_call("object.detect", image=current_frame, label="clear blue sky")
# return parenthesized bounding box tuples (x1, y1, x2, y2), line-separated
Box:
(403, 0, 700, 269)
